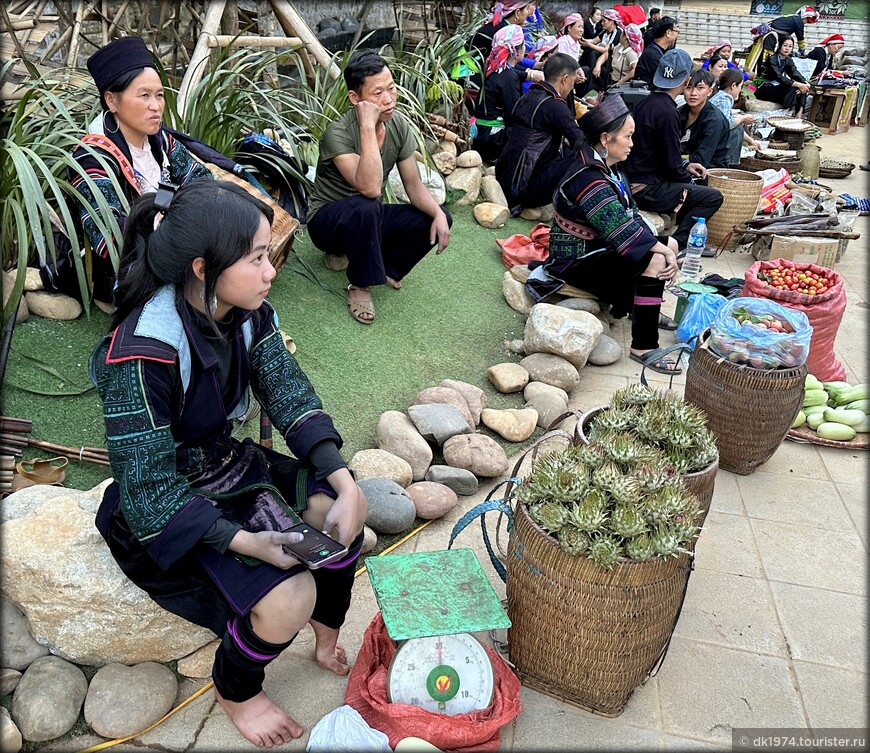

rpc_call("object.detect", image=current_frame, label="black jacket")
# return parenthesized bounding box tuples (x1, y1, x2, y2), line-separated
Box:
(495, 81, 586, 202)
(624, 90, 692, 185)
(678, 102, 730, 169)
(474, 67, 523, 122)
(806, 45, 832, 77)
(635, 42, 667, 87)
(761, 53, 808, 86)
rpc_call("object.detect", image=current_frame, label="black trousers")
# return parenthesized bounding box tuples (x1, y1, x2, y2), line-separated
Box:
(308, 196, 452, 288)
(519, 154, 579, 210)
(633, 180, 723, 249)
(755, 82, 806, 115)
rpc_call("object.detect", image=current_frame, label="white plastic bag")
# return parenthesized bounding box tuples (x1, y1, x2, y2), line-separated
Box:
(306, 705, 392, 753)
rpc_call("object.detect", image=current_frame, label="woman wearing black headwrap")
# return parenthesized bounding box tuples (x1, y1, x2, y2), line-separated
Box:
(525, 95, 682, 374)
(70, 36, 211, 310)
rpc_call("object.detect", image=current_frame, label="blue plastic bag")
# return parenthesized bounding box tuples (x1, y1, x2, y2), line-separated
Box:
(675, 293, 728, 348)
(708, 297, 812, 369)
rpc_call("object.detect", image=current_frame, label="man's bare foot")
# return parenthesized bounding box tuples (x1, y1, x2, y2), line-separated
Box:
(309, 620, 351, 675)
(386, 276, 402, 290)
(214, 687, 303, 748)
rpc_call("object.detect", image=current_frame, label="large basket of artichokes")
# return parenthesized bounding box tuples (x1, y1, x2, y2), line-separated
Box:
(505, 387, 703, 716)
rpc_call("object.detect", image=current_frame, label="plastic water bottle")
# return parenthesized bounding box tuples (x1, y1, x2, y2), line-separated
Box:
(681, 217, 707, 282)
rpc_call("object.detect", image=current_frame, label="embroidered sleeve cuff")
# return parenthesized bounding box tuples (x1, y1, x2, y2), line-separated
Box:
(147, 494, 222, 570)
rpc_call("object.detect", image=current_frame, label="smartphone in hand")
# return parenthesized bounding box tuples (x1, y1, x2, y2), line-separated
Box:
(282, 524, 348, 569)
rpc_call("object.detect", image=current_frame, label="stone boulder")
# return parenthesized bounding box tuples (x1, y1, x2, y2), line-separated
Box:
(487, 362, 529, 393)
(502, 272, 535, 315)
(2, 270, 29, 324)
(0, 600, 50, 671)
(519, 353, 580, 392)
(555, 297, 600, 315)
(1, 669, 22, 697)
(588, 334, 624, 366)
(539, 204, 554, 222)
(361, 526, 377, 554)
(411, 386, 474, 429)
(425, 465, 479, 496)
(456, 150, 482, 168)
(84, 662, 177, 739)
(0, 491, 215, 666)
(407, 404, 473, 445)
(445, 167, 481, 205)
(523, 382, 570, 429)
(375, 411, 433, 481)
(480, 176, 509, 207)
(440, 379, 486, 426)
(1, 707, 21, 753)
(24, 268, 43, 292)
(474, 202, 510, 229)
(438, 139, 457, 156)
(481, 408, 538, 442)
(24, 291, 81, 321)
(406, 482, 458, 520)
(520, 206, 541, 221)
(432, 152, 456, 175)
(524, 303, 603, 369)
(388, 161, 446, 205)
(12, 656, 87, 742)
(177, 640, 220, 679)
(348, 449, 413, 488)
(358, 479, 417, 534)
(442, 435, 509, 478)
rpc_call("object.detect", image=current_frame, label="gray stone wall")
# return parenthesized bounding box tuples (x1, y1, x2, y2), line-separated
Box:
(292, 0, 397, 31)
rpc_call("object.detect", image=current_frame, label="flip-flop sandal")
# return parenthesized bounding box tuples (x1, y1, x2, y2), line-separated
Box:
(629, 348, 683, 376)
(16, 456, 68, 485)
(658, 313, 678, 331)
(347, 285, 374, 325)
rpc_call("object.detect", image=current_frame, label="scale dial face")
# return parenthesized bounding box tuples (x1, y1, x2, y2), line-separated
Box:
(387, 633, 495, 716)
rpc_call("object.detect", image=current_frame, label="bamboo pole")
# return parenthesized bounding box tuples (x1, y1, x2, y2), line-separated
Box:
(100, 0, 108, 44)
(39, 25, 72, 63)
(269, 0, 340, 80)
(351, 0, 373, 49)
(65, 0, 89, 69)
(106, 0, 130, 38)
(0, 18, 38, 31)
(205, 34, 304, 48)
(0, 416, 33, 432)
(176, 0, 226, 119)
(0, 433, 27, 448)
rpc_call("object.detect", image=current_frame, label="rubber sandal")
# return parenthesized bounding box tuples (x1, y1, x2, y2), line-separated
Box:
(347, 285, 374, 325)
(658, 313, 678, 331)
(629, 348, 683, 376)
(16, 456, 68, 485)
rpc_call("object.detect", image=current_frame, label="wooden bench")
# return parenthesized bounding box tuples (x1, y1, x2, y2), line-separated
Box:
(808, 86, 858, 135)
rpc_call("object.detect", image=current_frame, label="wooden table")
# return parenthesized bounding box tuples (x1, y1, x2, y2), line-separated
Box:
(808, 86, 857, 135)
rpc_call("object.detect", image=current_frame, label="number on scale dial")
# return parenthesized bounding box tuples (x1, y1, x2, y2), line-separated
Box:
(387, 633, 494, 716)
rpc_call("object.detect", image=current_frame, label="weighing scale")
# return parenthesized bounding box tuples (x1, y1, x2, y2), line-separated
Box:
(366, 548, 511, 716)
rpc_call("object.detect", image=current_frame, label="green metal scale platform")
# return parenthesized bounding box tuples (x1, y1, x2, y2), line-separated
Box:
(366, 548, 511, 716)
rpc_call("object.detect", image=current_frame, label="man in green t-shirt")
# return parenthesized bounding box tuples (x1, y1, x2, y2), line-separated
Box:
(307, 51, 452, 324)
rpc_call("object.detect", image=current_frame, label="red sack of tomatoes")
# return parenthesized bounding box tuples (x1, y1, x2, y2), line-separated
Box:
(742, 259, 846, 381)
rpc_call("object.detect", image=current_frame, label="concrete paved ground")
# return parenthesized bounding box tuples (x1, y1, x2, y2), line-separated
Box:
(56, 111, 868, 753)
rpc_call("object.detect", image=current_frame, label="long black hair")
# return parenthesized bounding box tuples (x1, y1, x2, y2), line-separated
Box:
(111, 180, 274, 332)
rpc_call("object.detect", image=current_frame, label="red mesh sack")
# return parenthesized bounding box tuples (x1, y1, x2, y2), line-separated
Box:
(344, 613, 521, 753)
(742, 259, 846, 381)
(496, 222, 550, 268)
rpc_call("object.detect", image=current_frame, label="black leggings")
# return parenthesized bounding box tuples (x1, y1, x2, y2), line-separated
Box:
(755, 81, 807, 115)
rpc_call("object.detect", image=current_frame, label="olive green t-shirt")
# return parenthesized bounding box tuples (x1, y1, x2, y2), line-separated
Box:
(307, 109, 417, 219)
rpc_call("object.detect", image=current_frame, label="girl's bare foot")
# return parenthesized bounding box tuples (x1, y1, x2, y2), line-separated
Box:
(386, 276, 402, 290)
(214, 687, 303, 748)
(309, 619, 351, 675)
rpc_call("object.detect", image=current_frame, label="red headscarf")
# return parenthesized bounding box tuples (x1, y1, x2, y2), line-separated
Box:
(489, 1, 532, 25)
(485, 24, 526, 77)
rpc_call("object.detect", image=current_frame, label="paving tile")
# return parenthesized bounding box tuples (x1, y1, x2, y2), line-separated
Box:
(750, 518, 866, 595)
(737, 474, 855, 532)
(753, 440, 829, 480)
(769, 581, 867, 669)
(792, 660, 869, 729)
(819, 447, 869, 488)
(693, 512, 765, 578)
(672, 569, 788, 657)
(836, 482, 866, 546)
(656, 638, 805, 746)
(511, 685, 663, 750)
(135, 685, 215, 750)
(708, 470, 744, 516)
(662, 734, 731, 750)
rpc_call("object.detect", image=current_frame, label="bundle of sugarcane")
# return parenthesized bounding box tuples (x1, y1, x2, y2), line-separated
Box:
(1, 416, 32, 495)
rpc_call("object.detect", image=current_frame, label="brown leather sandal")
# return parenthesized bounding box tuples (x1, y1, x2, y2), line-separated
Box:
(347, 285, 375, 325)
(16, 456, 68, 485)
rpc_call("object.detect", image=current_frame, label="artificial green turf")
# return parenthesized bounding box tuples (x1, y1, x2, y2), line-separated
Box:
(3, 205, 543, 492)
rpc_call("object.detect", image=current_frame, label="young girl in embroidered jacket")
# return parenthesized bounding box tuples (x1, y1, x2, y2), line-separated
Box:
(89, 179, 367, 748)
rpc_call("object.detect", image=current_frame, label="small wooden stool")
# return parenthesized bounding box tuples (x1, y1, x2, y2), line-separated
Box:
(808, 86, 857, 135)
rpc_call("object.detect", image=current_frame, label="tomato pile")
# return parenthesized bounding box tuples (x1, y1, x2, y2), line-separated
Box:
(759, 266, 831, 295)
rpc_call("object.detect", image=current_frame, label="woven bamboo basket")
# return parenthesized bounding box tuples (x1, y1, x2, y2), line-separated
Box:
(740, 154, 801, 174)
(202, 163, 299, 273)
(706, 169, 763, 250)
(684, 334, 807, 475)
(578, 407, 718, 527)
(818, 163, 855, 179)
(771, 129, 806, 152)
(506, 503, 693, 716)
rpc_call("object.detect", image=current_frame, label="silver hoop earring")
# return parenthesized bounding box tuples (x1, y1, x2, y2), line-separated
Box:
(199, 285, 217, 314)
(103, 112, 120, 134)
